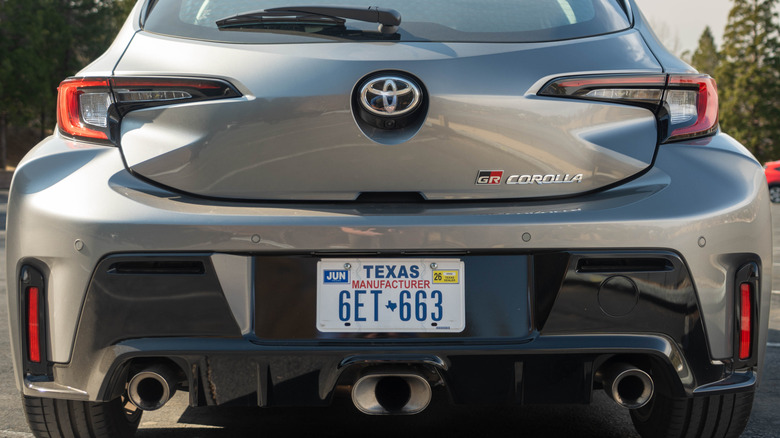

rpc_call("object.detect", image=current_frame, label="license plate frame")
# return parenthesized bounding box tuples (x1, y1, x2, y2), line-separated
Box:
(316, 258, 465, 333)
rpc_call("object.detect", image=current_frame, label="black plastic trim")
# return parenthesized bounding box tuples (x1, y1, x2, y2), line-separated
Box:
(576, 257, 673, 273)
(80, 331, 754, 406)
(253, 254, 532, 341)
(354, 192, 426, 203)
(107, 260, 206, 275)
(42, 250, 749, 406)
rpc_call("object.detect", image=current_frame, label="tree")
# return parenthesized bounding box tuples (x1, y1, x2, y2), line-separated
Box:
(690, 26, 721, 76)
(0, 0, 135, 168)
(0, 0, 57, 168)
(0, 0, 10, 168)
(716, 0, 780, 162)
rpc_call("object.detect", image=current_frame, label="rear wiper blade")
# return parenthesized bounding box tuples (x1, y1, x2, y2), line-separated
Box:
(216, 10, 347, 27)
(216, 5, 402, 34)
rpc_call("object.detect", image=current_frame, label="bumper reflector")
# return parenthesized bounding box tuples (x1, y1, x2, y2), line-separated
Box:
(739, 283, 752, 360)
(27, 287, 41, 363)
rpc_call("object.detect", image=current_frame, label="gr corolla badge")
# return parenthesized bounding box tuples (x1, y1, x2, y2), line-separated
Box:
(6, 1, 770, 438)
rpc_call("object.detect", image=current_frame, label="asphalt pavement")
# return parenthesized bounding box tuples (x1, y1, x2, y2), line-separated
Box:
(0, 190, 778, 437)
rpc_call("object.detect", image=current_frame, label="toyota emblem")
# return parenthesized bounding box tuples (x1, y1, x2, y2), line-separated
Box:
(360, 76, 422, 117)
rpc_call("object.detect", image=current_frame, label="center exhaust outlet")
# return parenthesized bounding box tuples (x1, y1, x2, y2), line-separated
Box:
(352, 372, 432, 415)
(127, 364, 178, 411)
(598, 362, 654, 409)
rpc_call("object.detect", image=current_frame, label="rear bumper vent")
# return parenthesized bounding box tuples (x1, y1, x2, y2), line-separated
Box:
(108, 261, 205, 275)
(576, 258, 673, 273)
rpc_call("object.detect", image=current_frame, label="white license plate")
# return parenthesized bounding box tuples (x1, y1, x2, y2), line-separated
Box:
(316, 259, 465, 333)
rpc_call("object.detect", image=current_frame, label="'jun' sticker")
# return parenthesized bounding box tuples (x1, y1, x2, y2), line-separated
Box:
(324, 270, 349, 283)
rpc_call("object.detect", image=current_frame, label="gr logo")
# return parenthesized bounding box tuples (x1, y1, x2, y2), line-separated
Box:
(476, 170, 504, 185)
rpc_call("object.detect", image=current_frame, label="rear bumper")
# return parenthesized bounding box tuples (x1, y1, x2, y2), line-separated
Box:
(23, 335, 757, 407)
(6, 132, 772, 404)
(20, 249, 759, 406)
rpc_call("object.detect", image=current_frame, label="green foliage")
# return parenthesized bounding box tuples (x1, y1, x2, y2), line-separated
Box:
(690, 26, 721, 76)
(0, 0, 135, 164)
(0, 0, 56, 125)
(716, 0, 780, 162)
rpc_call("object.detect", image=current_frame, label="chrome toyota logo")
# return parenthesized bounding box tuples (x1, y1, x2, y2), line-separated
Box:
(360, 76, 422, 117)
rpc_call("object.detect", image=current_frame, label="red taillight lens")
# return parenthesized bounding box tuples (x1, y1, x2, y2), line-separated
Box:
(56, 76, 241, 144)
(109, 77, 238, 106)
(738, 283, 752, 360)
(57, 78, 111, 141)
(538, 73, 719, 143)
(666, 75, 718, 141)
(539, 74, 667, 106)
(27, 287, 41, 363)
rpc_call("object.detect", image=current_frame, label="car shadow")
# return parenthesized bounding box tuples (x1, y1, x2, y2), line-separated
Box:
(136, 390, 640, 438)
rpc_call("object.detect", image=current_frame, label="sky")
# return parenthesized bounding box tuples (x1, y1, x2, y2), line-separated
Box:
(633, 0, 733, 55)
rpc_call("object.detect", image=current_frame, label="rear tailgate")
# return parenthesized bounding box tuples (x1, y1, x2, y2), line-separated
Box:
(115, 30, 662, 201)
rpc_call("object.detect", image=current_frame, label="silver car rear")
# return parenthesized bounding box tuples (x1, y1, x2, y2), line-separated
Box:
(5, 1, 771, 438)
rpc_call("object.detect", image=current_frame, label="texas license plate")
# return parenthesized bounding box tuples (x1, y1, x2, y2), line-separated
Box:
(316, 259, 465, 333)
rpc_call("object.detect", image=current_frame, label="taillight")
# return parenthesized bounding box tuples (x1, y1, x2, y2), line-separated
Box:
(738, 282, 752, 360)
(57, 78, 112, 141)
(539, 74, 667, 106)
(27, 287, 41, 363)
(538, 74, 719, 143)
(666, 75, 718, 141)
(56, 77, 241, 144)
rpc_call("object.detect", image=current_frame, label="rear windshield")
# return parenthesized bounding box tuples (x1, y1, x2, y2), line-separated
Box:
(143, 0, 631, 43)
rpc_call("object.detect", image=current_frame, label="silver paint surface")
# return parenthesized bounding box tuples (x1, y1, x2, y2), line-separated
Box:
(115, 31, 661, 200)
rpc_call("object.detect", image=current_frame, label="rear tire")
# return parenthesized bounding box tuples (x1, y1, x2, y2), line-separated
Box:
(23, 394, 142, 438)
(630, 391, 754, 438)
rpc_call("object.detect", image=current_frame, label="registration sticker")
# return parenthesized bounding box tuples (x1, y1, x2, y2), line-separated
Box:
(433, 270, 459, 284)
(316, 259, 465, 333)
(323, 270, 349, 283)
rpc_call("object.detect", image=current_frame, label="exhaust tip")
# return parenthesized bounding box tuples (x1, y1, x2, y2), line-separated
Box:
(352, 373, 431, 415)
(127, 365, 178, 411)
(599, 363, 654, 409)
(375, 376, 412, 412)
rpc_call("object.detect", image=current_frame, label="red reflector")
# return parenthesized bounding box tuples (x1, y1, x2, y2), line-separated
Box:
(739, 283, 752, 360)
(27, 287, 41, 363)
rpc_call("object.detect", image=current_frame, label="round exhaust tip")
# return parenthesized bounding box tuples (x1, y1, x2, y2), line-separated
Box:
(127, 365, 177, 411)
(352, 373, 431, 415)
(601, 364, 654, 409)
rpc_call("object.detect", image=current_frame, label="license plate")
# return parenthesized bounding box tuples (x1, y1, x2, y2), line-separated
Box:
(316, 259, 465, 333)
